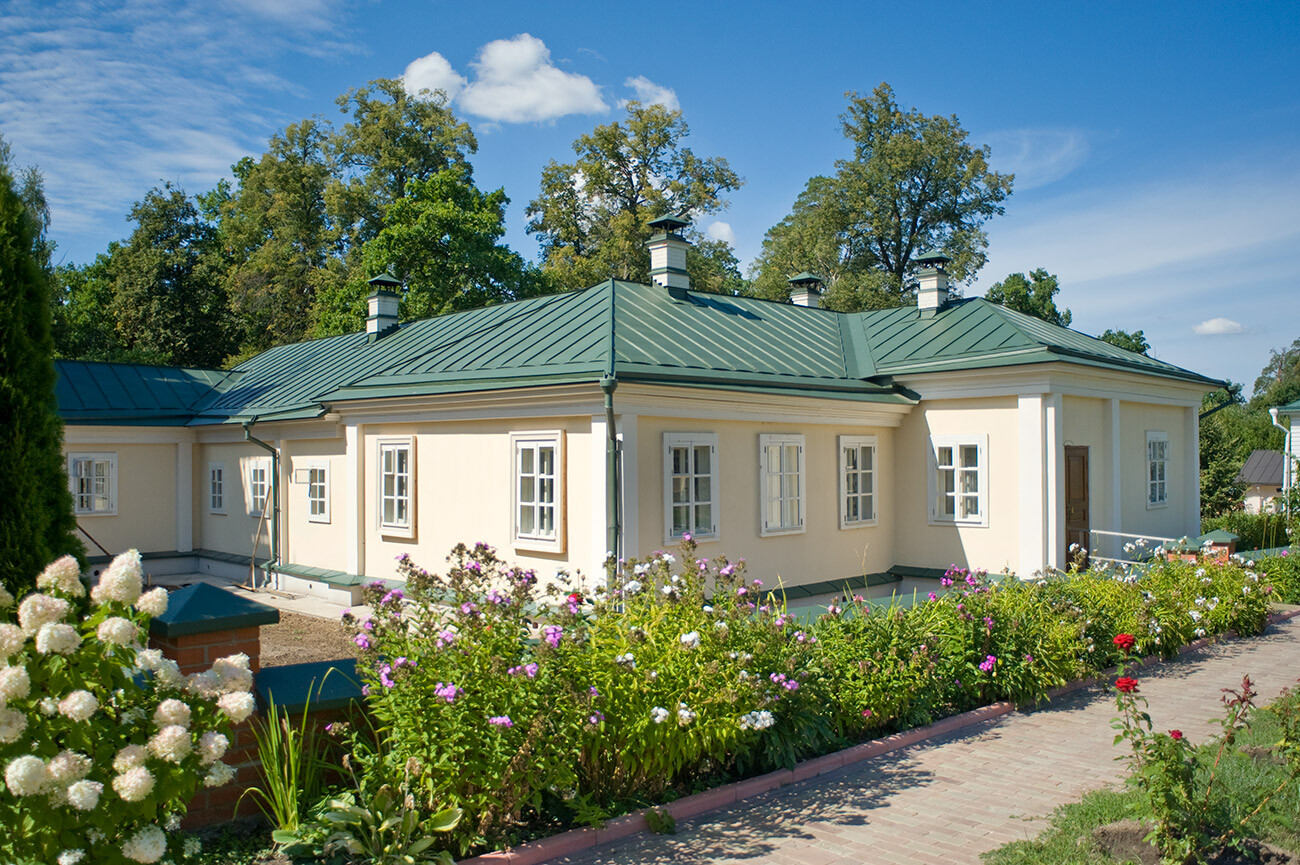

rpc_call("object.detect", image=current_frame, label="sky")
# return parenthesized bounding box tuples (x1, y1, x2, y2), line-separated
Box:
(2, 0, 1297, 390)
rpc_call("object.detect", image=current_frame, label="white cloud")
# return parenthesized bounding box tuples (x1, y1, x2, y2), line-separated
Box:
(1194, 317, 1245, 335)
(402, 51, 466, 100)
(457, 34, 607, 123)
(705, 221, 735, 245)
(622, 75, 679, 112)
(983, 128, 1090, 190)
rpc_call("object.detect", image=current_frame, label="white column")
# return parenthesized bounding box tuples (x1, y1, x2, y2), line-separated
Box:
(590, 415, 609, 582)
(1185, 405, 1200, 538)
(344, 424, 364, 577)
(1045, 392, 1065, 571)
(618, 413, 639, 563)
(1017, 394, 1046, 576)
(1106, 398, 1123, 559)
(175, 442, 193, 553)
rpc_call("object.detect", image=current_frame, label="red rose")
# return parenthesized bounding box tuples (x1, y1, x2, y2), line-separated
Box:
(1115, 677, 1139, 694)
(1169, 730, 1183, 740)
(1113, 633, 1136, 651)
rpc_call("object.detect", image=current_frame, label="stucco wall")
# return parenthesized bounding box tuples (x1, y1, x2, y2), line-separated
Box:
(63, 442, 177, 554)
(633, 417, 897, 587)
(1062, 395, 1111, 553)
(1120, 402, 1194, 541)
(281, 438, 347, 571)
(194, 442, 272, 560)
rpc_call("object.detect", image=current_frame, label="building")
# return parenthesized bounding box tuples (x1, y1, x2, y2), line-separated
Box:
(1235, 449, 1286, 514)
(56, 219, 1223, 602)
(1270, 400, 1299, 515)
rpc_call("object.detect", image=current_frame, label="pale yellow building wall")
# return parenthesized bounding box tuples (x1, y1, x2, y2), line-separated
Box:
(1062, 395, 1111, 546)
(360, 418, 597, 583)
(281, 438, 348, 571)
(1120, 402, 1194, 541)
(633, 417, 896, 587)
(893, 397, 1021, 574)
(194, 442, 272, 559)
(63, 442, 176, 553)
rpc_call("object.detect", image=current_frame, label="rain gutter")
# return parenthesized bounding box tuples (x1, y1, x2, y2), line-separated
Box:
(242, 417, 281, 582)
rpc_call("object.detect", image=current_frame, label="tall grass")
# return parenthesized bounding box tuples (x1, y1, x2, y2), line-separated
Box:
(236, 685, 329, 832)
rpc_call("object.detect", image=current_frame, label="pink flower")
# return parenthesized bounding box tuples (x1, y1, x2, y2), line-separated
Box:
(488, 715, 513, 727)
(978, 655, 997, 673)
(927, 592, 938, 602)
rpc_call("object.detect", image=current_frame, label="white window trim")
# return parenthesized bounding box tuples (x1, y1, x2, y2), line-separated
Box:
(245, 457, 271, 517)
(663, 432, 720, 544)
(838, 435, 879, 529)
(759, 433, 807, 537)
(510, 431, 566, 553)
(208, 462, 226, 515)
(927, 434, 989, 528)
(303, 459, 330, 524)
(68, 452, 117, 516)
(1146, 430, 1169, 510)
(376, 437, 415, 538)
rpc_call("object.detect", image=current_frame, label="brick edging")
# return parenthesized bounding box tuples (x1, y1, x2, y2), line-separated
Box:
(459, 608, 1300, 865)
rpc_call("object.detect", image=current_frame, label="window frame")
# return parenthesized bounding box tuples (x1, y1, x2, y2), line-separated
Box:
(511, 431, 566, 553)
(927, 434, 989, 527)
(68, 452, 117, 516)
(1146, 430, 1169, 510)
(663, 432, 720, 544)
(245, 457, 271, 517)
(303, 459, 330, 524)
(376, 437, 415, 538)
(838, 435, 879, 529)
(208, 461, 226, 515)
(759, 433, 807, 537)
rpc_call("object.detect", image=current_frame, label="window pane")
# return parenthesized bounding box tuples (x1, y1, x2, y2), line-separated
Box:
(384, 499, 395, 525)
(672, 447, 688, 475)
(520, 446, 534, 474)
(694, 475, 711, 504)
(538, 446, 554, 475)
(862, 473, 873, 494)
(783, 444, 799, 471)
(938, 446, 953, 467)
(846, 472, 859, 495)
(396, 499, 407, 525)
(384, 474, 395, 497)
(672, 476, 690, 504)
(844, 447, 858, 471)
(861, 447, 873, 470)
(396, 475, 407, 498)
(960, 444, 979, 468)
(539, 478, 553, 505)
(846, 495, 859, 521)
(520, 475, 535, 505)
(765, 469, 781, 502)
(520, 504, 535, 534)
(783, 495, 799, 527)
(396, 448, 408, 474)
(672, 505, 690, 535)
(765, 498, 781, 528)
(693, 445, 710, 474)
(862, 494, 873, 520)
(941, 468, 955, 496)
(961, 468, 979, 494)
(695, 503, 711, 533)
(962, 494, 979, 518)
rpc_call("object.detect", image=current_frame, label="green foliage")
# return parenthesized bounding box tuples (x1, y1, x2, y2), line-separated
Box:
(526, 101, 743, 288)
(1098, 327, 1151, 355)
(984, 268, 1071, 327)
(749, 83, 1014, 310)
(0, 153, 82, 593)
(237, 687, 329, 833)
(1201, 511, 1292, 552)
(1251, 337, 1300, 411)
(317, 770, 460, 865)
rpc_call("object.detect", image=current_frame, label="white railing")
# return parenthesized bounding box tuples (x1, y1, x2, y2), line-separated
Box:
(1087, 528, 1183, 567)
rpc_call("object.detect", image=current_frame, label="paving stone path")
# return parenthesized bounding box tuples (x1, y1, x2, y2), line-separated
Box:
(556, 615, 1300, 865)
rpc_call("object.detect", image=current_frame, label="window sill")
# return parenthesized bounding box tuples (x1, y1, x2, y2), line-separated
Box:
(209, 511, 227, 517)
(1146, 502, 1169, 511)
(307, 517, 331, 525)
(759, 527, 806, 538)
(74, 511, 117, 518)
(379, 525, 416, 541)
(513, 536, 564, 554)
(839, 519, 879, 531)
(928, 517, 989, 528)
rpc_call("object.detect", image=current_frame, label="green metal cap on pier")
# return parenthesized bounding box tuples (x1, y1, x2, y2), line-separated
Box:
(149, 582, 281, 638)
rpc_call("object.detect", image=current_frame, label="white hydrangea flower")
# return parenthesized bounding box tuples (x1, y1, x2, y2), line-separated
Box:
(217, 691, 255, 724)
(4, 755, 48, 796)
(164, 812, 182, 831)
(203, 761, 236, 788)
(148, 725, 192, 763)
(738, 709, 775, 730)
(185, 671, 222, 699)
(91, 550, 143, 607)
(112, 744, 148, 773)
(183, 836, 201, 857)
(58, 690, 99, 722)
(0, 585, 12, 609)
(58, 850, 85, 865)
(623, 579, 642, 594)
(0, 663, 31, 701)
(0, 707, 28, 743)
(676, 703, 696, 726)
(38, 697, 58, 716)
(650, 706, 669, 724)
(0, 623, 24, 658)
(17, 593, 70, 635)
(679, 631, 701, 649)
(112, 765, 155, 802)
(36, 623, 81, 655)
(37, 556, 85, 598)
(66, 779, 103, 811)
(153, 699, 192, 729)
(137, 587, 169, 618)
(198, 731, 229, 766)
(96, 617, 138, 647)
(155, 658, 185, 690)
(212, 654, 253, 693)
(47, 750, 91, 783)
(121, 825, 166, 863)
(135, 648, 163, 672)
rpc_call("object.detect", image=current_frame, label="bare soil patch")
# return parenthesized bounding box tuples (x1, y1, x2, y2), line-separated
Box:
(1093, 820, 1298, 865)
(259, 610, 358, 667)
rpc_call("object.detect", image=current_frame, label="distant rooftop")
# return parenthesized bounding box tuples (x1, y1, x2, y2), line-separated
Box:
(1236, 449, 1285, 487)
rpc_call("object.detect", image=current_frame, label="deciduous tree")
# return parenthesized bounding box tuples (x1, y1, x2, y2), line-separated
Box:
(1098, 328, 1150, 355)
(984, 268, 1071, 327)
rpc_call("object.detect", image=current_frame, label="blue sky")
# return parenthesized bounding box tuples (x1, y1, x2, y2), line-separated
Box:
(2, 0, 1297, 390)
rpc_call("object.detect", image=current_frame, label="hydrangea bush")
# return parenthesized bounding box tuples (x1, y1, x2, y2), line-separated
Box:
(0, 551, 254, 865)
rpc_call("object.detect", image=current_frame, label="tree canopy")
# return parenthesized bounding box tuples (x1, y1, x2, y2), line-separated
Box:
(1098, 328, 1150, 355)
(984, 268, 1071, 327)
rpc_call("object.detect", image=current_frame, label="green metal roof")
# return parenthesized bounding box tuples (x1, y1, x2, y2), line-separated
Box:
(149, 582, 280, 638)
(1275, 398, 1300, 413)
(56, 282, 1222, 427)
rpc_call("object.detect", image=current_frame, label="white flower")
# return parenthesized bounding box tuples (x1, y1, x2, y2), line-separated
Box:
(212, 654, 253, 692)
(623, 580, 642, 594)
(164, 812, 182, 831)
(217, 691, 255, 724)
(185, 671, 222, 699)
(17, 593, 70, 635)
(0, 663, 31, 701)
(113, 744, 148, 773)
(91, 550, 143, 607)
(0, 585, 11, 609)
(183, 836, 201, 857)
(136, 649, 164, 672)
(198, 731, 229, 765)
(112, 765, 155, 802)
(155, 659, 185, 690)
(58, 850, 85, 865)
(203, 761, 236, 787)
(738, 710, 775, 731)
(633, 563, 650, 576)
(4, 755, 48, 796)
(148, 725, 193, 763)
(36, 623, 81, 655)
(1195, 628, 1208, 637)
(676, 703, 696, 726)
(153, 699, 192, 729)
(137, 587, 169, 617)
(58, 690, 99, 722)
(38, 697, 58, 716)
(37, 556, 85, 597)
(66, 779, 103, 811)
(1207, 597, 1219, 610)
(0, 624, 23, 657)
(1195, 568, 1206, 577)
(714, 620, 729, 634)
(0, 707, 28, 743)
(662, 554, 676, 564)
(1189, 609, 1203, 622)
(1244, 585, 1252, 594)
(702, 604, 713, 613)
(121, 825, 166, 863)
(661, 585, 674, 596)
(97, 617, 138, 647)
(47, 750, 91, 783)
(614, 652, 636, 668)
(679, 631, 701, 649)
(650, 706, 669, 724)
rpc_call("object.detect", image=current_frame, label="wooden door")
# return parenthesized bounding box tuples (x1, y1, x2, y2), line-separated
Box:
(1065, 446, 1090, 567)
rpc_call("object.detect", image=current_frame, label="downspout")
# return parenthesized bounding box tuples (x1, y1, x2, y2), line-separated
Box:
(242, 418, 281, 584)
(600, 376, 621, 564)
(1270, 408, 1292, 519)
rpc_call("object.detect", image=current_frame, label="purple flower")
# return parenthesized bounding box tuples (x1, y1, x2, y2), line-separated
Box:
(434, 629, 456, 649)
(466, 561, 483, 574)
(362, 619, 375, 631)
(353, 633, 372, 650)
(589, 686, 599, 697)
(381, 588, 404, 605)
(588, 711, 605, 725)
(940, 577, 954, 587)
(719, 564, 736, 577)
(507, 662, 539, 678)
(379, 665, 396, 688)
(361, 685, 371, 697)
(487, 589, 510, 606)
(434, 682, 463, 703)
(543, 625, 563, 649)
(783, 680, 800, 691)
(488, 715, 513, 727)
(984, 616, 994, 631)
(1024, 654, 1034, 663)
(367, 581, 385, 590)
(460, 602, 478, 616)
(978, 655, 997, 673)
(927, 592, 938, 602)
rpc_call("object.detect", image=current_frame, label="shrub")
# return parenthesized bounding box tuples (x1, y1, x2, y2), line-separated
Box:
(0, 550, 255, 865)
(1201, 511, 1293, 552)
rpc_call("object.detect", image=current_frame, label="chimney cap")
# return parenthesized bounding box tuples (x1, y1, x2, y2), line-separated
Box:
(647, 213, 691, 234)
(912, 250, 952, 270)
(367, 272, 402, 291)
(787, 272, 825, 292)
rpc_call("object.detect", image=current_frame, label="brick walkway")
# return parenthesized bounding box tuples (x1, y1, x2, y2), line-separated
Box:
(556, 616, 1300, 865)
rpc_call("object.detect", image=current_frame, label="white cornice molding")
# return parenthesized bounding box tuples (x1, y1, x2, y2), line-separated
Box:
(898, 363, 1210, 407)
(62, 426, 196, 445)
(193, 418, 342, 443)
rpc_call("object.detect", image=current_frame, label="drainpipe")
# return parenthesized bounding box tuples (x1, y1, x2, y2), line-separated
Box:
(242, 418, 281, 584)
(599, 376, 621, 565)
(1270, 408, 1292, 519)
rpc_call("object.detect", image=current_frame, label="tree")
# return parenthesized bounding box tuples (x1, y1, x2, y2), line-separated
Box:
(1098, 328, 1150, 355)
(0, 154, 83, 592)
(749, 83, 1014, 310)
(1251, 338, 1300, 410)
(1200, 390, 1248, 519)
(527, 101, 743, 288)
(687, 237, 748, 295)
(984, 268, 1071, 327)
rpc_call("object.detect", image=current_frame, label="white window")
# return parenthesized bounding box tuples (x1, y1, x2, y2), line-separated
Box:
(209, 462, 226, 514)
(929, 434, 988, 526)
(839, 435, 878, 528)
(664, 433, 719, 542)
(512, 432, 565, 551)
(760, 434, 806, 536)
(246, 458, 270, 516)
(305, 461, 329, 523)
(378, 439, 414, 535)
(1146, 431, 1169, 509)
(68, 453, 116, 516)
